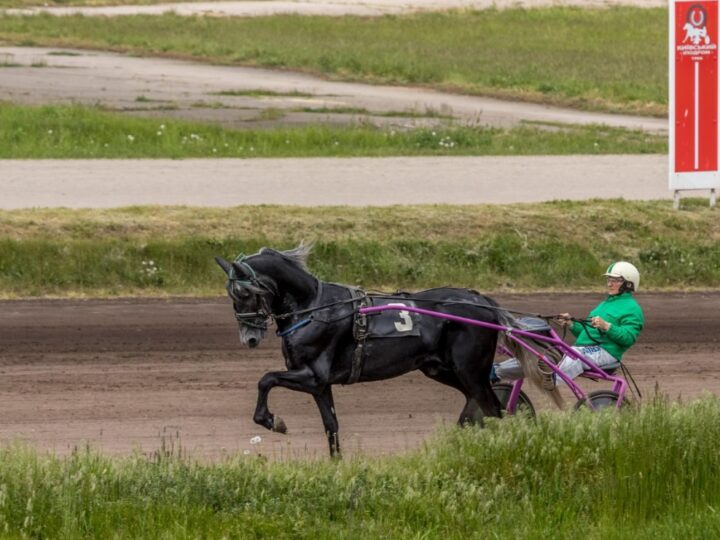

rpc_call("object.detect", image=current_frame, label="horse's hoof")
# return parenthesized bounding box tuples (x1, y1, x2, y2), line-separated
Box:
(272, 416, 287, 434)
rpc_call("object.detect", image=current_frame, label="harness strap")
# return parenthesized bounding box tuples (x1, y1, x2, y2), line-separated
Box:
(276, 317, 312, 337)
(347, 290, 369, 385)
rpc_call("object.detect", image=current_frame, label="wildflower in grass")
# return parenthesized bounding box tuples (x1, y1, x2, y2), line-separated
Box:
(439, 137, 455, 148)
(156, 131, 162, 136)
(141, 260, 159, 278)
(47, 129, 53, 135)
(190, 133, 200, 141)
(127, 134, 135, 142)
(250, 436, 262, 445)
(159, 124, 165, 130)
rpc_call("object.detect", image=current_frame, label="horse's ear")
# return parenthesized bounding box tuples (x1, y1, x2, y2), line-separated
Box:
(231, 261, 252, 280)
(215, 256, 233, 276)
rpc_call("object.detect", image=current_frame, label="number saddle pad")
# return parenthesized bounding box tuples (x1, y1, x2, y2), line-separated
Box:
(365, 297, 422, 338)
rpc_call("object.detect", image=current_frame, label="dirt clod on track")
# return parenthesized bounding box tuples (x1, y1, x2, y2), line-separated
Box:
(0, 293, 717, 461)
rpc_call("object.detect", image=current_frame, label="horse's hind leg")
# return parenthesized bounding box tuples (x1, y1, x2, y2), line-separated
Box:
(448, 338, 502, 423)
(313, 386, 340, 457)
(421, 367, 478, 425)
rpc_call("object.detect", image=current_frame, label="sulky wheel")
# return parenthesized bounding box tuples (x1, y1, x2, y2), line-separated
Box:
(574, 390, 628, 412)
(492, 383, 536, 418)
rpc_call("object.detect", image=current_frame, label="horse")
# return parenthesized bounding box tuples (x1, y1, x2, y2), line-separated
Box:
(215, 245, 547, 457)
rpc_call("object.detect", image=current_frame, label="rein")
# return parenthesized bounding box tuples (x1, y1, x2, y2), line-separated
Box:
(227, 254, 363, 336)
(226, 257, 598, 338)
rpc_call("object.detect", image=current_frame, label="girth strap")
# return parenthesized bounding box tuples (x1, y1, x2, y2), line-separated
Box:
(347, 289, 369, 385)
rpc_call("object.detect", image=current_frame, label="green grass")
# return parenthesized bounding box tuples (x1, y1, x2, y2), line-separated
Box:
(1, 201, 718, 297)
(212, 89, 316, 98)
(1, 397, 719, 538)
(0, 8, 668, 115)
(0, 103, 666, 158)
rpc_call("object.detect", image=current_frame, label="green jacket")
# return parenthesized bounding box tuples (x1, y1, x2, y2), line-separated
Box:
(570, 292, 644, 361)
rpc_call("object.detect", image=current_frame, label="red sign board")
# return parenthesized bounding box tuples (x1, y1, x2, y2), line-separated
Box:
(672, 1, 718, 176)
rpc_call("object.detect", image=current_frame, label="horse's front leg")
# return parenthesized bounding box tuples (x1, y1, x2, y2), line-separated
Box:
(253, 365, 320, 434)
(313, 386, 340, 457)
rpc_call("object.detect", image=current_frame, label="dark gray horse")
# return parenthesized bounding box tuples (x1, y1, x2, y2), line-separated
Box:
(216, 245, 543, 456)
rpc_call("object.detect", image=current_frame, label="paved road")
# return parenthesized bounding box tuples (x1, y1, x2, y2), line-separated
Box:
(4, 0, 666, 18)
(1, 155, 673, 208)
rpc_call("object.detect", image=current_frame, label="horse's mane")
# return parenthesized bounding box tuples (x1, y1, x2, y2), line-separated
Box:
(259, 243, 312, 272)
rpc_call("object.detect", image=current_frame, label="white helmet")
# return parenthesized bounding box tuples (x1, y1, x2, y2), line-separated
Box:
(603, 261, 640, 292)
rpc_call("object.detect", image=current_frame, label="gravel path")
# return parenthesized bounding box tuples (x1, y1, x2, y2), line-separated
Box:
(0, 155, 670, 208)
(0, 0, 672, 208)
(0, 47, 666, 133)
(4, 0, 666, 18)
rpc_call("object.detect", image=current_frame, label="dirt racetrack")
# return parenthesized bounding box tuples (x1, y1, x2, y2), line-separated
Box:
(0, 293, 717, 461)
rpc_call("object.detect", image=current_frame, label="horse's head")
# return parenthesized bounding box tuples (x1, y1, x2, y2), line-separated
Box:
(215, 255, 273, 348)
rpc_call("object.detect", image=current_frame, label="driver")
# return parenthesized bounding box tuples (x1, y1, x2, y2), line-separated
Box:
(492, 261, 645, 385)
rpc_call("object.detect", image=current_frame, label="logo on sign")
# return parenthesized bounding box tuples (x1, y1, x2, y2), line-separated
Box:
(684, 4, 712, 45)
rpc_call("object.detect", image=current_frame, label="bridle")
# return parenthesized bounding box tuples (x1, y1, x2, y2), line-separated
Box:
(226, 255, 275, 331)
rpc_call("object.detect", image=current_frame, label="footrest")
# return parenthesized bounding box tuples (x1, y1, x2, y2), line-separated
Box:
(601, 361, 621, 374)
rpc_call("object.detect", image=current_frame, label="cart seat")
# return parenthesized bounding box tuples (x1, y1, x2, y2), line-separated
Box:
(583, 361, 622, 379)
(516, 317, 552, 335)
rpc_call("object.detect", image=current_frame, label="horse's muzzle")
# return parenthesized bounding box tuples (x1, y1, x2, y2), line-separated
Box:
(239, 326, 265, 348)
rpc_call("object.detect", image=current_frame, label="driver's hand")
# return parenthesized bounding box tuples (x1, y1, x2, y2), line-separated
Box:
(591, 316, 611, 332)
(555, 313, 573, 327)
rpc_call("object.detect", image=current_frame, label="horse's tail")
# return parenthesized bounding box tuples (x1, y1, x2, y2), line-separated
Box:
(495, 310, 565, 409)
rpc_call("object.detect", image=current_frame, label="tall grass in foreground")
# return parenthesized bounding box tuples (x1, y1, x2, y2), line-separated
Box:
(1, 201, 718, 297)
(0, 104, 666, 158)
(1, 398, 720, 538)
(0, 7, 667, 114)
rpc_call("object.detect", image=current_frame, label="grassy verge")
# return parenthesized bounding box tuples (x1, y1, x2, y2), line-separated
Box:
(1, 397, 719, 538)
(0, 104, 666, 158)
(1, 201, 718, 297)
(0, 8, 668, 115)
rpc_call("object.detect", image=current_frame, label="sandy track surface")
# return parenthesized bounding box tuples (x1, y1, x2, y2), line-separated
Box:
(4, 0, 666, 18)
(0, 155, 671, 208)
(0, 293, 716, 460)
